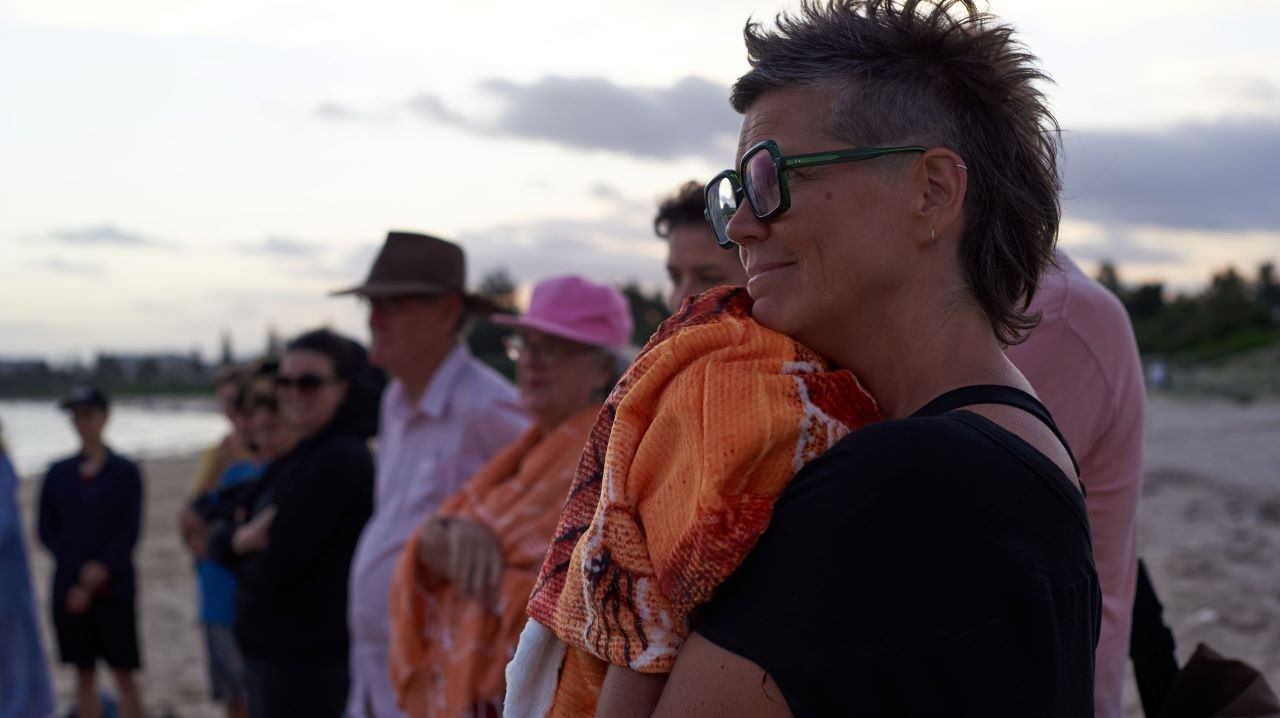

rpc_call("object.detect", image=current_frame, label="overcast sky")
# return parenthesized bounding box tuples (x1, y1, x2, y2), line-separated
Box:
(2, 0, 1278, 360)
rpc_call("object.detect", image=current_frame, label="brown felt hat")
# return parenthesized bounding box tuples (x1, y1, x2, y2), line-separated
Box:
(331, 231, 497, 312)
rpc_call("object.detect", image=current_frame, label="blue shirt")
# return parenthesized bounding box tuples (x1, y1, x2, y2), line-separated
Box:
(0, 454, 55, 718)
(198, 461, 261, 625)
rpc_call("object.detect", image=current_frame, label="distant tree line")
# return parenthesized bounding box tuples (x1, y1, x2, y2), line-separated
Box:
(1094, 260, 1279, 361)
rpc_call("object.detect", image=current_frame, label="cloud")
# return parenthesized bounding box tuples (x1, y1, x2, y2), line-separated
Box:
(1062, 120, 1280, 232)
(406, 93, 467, 125)
(588, 182, 623, 202)
(1062, 231, 1187, 267)
(45, 224, 167, 246)
(400, 75, 739, 160)
(240, 235, 324, 257)
(30, 258, 107, 275)
(312, 100, 396, 124)
(456, 214, 667, 289)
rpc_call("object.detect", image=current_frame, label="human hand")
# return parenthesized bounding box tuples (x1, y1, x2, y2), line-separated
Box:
(417, 515, 451, 578)
(232, 505, 276, 555)
(178, 507, 208, 558)
(446, 518, 504, 610)
(65, 585, 92, 614)
(79, 561, 110, 593)
(416, 516, 504, 608)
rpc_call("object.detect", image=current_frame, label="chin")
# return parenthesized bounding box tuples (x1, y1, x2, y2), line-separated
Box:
(748, 295, 794, 335)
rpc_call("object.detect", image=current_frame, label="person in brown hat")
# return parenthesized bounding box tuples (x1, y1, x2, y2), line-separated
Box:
(335, 231, 530, 718)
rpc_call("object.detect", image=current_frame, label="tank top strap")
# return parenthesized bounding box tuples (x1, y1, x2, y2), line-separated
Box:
(912, 385, 1081, 480)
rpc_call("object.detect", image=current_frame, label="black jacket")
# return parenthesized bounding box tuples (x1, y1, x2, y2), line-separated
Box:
(208, 406, 374, 666)
(38, 450, 143, 600)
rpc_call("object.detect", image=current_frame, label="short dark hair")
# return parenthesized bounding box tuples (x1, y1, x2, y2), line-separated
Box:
(286, 329, 366, 381)
(731, 0, 1060, 344)
(653, 180, 709, 239)
(285, 328, 385, 438)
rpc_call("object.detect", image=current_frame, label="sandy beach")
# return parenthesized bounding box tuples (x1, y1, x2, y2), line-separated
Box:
(16, 392, 1280, 717)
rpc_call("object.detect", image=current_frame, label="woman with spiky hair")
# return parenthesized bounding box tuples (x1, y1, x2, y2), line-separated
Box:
(641, 2, 1099, 715)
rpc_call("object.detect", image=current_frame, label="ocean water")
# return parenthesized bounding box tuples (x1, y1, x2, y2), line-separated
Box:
(0, 399, 228, 478)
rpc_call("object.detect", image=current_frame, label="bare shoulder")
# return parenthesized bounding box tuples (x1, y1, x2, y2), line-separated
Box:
(963, 403, 1080, 490)
(654, 633, 792, 718)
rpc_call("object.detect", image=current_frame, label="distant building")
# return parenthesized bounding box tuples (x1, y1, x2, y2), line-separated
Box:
(95, 352, 206, 384)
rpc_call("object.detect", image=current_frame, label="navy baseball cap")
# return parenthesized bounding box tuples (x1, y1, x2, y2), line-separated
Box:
(59, 382, 110, 411)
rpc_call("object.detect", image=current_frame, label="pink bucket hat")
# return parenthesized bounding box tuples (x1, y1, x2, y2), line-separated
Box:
(491, 275, 633, 349)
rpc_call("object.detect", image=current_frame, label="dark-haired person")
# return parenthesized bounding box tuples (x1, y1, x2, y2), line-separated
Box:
(651, 2, 1099, 715)
(39, 384, 145, 718)
(182, 368, 294, 718)
(189, 365, 254, 498)
(0, 418, 55, 718)
(208, 330, 382, 718)
(655, 180, 748, 313)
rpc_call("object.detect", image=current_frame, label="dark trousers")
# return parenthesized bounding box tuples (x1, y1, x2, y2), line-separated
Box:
(243, 655, 348, 718)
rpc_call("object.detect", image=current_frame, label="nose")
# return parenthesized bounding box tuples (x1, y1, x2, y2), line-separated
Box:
(725, 201, 767, 247)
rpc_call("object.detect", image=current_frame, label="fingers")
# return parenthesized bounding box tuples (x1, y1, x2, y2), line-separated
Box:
(256, 505, 278, 529)
(484, 550, 503, 609)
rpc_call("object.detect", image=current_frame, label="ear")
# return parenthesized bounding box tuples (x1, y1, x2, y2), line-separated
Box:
(436, 292, 465, 326)
(914, 148, 968, 246)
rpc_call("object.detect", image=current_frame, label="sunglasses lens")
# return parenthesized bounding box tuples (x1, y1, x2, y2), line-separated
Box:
(743, 148, 781, 217)
(705, 176, 739, 248)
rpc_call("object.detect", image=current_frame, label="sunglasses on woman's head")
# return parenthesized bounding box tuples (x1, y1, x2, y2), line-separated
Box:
(275, 373, 339, 392)
(703, 139, 927, 248)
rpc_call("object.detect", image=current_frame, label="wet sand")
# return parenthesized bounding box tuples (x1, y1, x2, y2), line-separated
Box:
(18, 393, 1280, 716)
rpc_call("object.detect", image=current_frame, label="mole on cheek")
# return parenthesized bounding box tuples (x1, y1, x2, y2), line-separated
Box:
(824, 191, 834, 200)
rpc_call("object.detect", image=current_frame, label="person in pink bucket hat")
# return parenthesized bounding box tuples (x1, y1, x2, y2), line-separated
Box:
(385, 274, 632, 717)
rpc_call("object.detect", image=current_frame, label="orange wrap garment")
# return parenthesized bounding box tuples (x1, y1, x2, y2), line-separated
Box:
(389, 406, 598, 718)
(518, 287, 882, 715)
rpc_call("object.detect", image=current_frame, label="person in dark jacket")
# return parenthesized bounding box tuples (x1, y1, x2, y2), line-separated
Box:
(208, 329, 381, 718)
(38, 383, 145, 718)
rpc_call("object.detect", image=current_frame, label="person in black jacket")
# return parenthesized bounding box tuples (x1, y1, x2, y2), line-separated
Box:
(208, 329, 382, 718)
(39, 383, 146, 718)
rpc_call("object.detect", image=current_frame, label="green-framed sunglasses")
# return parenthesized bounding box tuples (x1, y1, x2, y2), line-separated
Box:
(703, 139, 927, 248)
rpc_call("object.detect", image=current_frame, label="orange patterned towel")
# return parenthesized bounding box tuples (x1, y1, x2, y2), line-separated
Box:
(389, 406, 598, 718)
(511, 287, 881, 716)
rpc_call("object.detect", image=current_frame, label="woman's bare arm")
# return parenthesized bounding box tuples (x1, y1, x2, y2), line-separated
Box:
(594, 665, 667, 718)
(652, 633, 792, 718)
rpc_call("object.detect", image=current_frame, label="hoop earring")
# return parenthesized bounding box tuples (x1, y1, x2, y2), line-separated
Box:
(955, 163, 968, 170)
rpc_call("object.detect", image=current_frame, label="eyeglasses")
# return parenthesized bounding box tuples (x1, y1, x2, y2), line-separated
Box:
(275, 373, 339, 393)
(703, 139, 927, 248)
(502, 333, 593, 363)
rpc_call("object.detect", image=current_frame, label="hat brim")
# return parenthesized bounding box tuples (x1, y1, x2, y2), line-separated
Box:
(329, 280, 456, 298)
(490, 313, 625, 348)
(330, 281, 501, 314)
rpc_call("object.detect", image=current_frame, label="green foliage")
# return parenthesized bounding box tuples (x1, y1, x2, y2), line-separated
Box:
(619, 283, 669, 347)
(1097, 260, 1280, 360)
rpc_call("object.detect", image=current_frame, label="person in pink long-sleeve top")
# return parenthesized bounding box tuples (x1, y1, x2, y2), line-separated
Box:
(1007, 250, 1145, 718)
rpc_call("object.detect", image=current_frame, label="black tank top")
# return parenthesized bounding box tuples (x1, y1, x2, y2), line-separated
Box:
(696, 385, 1102, 717)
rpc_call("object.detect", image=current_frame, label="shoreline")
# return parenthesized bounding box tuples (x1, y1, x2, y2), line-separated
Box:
(14, 394, 1280, 716)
